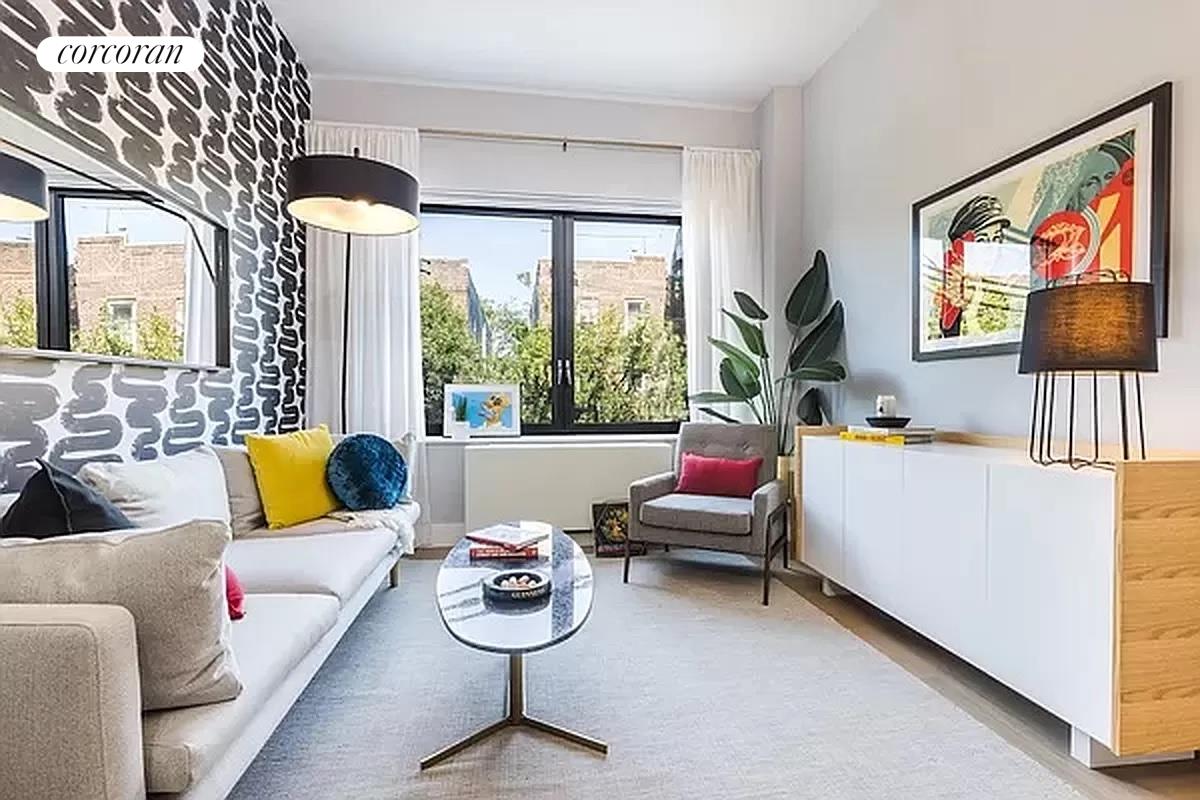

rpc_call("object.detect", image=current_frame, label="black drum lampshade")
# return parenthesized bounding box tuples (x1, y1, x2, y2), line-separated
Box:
(0, 151, 49, 222)
(1018, 280, 1159, 466)
(1018, 281, 1158, 375)
(285, 153, 419, 236)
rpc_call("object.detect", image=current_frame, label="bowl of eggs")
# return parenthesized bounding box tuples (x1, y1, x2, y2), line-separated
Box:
(482, 570, 551, 604)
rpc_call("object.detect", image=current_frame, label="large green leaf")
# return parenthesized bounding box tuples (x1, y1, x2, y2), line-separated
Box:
(698, 406, 740, 423)
(733, 291, 769, 321)
(689, 390, 740, 404)
(722, 309, 767, 357)
(788, 300, 844, 371)
(785, 250, 830, 326)
(708, 336, 759, 376)
(719, 357, 761, 400)
(781, 360, 846, 382)
(796, 387, 824, 426)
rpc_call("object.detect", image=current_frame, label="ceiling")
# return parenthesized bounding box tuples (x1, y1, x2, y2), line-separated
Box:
(272, 0, 880, 110)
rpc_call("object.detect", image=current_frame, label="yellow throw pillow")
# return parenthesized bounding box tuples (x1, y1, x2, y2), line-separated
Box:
(244, 425, 340, 529)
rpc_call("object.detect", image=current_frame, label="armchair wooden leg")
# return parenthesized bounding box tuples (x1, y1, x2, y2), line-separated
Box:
(623, 535, 631, 584)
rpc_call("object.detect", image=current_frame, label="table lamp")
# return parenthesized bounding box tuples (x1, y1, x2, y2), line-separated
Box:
(1018, 279, 1158, 467)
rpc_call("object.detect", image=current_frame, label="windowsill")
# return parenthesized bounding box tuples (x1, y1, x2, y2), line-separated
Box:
(423, 432, 677, 447)
(0, 347, 227, 373)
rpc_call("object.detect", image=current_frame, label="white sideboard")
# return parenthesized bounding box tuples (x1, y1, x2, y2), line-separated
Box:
(798, 432, 1200, 767)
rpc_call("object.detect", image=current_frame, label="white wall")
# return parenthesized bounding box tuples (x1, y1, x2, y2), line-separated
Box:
(313, 79, 754, 531)
(757, 87, 806, 383)
(311, 78, 757, 148)
(801, 0, 1200, 445)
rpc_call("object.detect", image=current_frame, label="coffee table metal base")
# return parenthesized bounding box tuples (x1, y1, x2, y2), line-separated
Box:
(420, 652, 608, 769)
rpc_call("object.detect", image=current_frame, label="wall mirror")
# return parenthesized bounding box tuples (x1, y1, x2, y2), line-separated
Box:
(0, 104, 229, 369)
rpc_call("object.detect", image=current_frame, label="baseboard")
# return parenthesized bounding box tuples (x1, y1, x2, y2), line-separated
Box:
(420, 523, 593, 551)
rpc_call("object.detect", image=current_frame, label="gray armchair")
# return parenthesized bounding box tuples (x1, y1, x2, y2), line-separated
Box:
(625, 423, 788, 605)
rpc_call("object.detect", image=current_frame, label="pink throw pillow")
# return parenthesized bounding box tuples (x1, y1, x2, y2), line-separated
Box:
(675, 453, 763, 498)
(225, 566, 245, 621)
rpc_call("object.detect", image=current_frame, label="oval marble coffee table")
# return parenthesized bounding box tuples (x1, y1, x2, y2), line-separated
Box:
(420, 521, 608, 769)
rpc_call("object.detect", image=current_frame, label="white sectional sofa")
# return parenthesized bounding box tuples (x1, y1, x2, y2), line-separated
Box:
(0, 445, 419, 800)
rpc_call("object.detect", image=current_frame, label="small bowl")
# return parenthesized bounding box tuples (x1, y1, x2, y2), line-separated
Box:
(866, 416, 911, 429)
(482, 570, 551, 604)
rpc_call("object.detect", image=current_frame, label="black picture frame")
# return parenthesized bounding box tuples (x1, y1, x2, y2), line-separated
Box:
(911, 82, 1172, 363)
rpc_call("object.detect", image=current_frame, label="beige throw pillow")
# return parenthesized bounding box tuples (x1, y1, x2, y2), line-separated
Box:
(212, 445, 266, 537)
(0, 520, 241, 710)
(79, 446, 231, 529)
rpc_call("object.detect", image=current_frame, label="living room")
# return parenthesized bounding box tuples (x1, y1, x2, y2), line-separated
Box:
(2, 1, 1199, 799)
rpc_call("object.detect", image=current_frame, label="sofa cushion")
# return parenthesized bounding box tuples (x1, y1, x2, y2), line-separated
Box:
(142, 593, 339, 794)
(79, 446, 230, 529)
(0, 521, 241, 710)
(237, 503, 419, 556)
(640, 492, 753, 536)
(226, 529, 397, 606)
(213, 445, 266, 537)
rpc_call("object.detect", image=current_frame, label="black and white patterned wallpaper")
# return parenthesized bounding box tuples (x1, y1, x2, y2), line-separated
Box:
(0, 0, 309, 491)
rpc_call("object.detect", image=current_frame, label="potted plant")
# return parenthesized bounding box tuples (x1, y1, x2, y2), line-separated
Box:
(449, 393, 471, 440)
(689, 250, 846, 485)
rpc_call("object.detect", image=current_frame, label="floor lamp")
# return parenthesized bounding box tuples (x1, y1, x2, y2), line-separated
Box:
(285, 149, 419, 432)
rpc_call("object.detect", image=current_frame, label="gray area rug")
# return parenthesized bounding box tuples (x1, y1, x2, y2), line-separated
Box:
(230, 552, 1083, 799)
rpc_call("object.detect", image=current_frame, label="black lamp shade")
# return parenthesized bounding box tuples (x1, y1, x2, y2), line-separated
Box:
(286, 154, 419, 236)
(0, 152, 48, 222)
(1018, 282, 1158, 374)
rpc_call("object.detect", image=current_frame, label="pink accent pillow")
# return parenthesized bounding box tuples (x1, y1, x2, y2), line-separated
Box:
(675, 453, 763, 498)
(225, 566, 245, 621)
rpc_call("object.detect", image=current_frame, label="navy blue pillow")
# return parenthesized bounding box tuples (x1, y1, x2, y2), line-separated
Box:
(0, 459, 133, 539)
(326, 434, 408, 511)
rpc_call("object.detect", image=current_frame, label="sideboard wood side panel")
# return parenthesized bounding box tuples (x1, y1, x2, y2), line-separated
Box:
(1115, 459, 1200, 755)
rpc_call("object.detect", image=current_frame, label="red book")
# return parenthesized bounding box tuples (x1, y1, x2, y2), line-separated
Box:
(469, 545, 539, 561)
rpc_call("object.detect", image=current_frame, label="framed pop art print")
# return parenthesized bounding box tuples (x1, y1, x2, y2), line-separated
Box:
(912, 83, 1171, 362)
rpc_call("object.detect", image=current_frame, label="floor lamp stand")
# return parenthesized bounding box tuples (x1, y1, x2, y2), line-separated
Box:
(341, 230, 352, 434)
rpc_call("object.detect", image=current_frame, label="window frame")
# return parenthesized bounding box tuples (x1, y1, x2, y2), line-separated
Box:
(422, 204, 685, 437)
(31, 186, 231, 367)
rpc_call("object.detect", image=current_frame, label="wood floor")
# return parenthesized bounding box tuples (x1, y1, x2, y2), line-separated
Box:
(411, 546, 1200, 798)
(775, 567, 1200, 800)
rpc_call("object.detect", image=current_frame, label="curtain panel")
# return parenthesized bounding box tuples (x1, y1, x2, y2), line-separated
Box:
(305, 121, 431, 542)
(681, 147, 764, 420)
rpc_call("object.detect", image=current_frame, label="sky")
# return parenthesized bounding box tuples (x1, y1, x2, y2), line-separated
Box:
(419, 214, 678, 309)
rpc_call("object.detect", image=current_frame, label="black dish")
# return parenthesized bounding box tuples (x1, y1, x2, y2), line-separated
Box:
(866, 416, 911, 429)
(482, 569, 551, 604)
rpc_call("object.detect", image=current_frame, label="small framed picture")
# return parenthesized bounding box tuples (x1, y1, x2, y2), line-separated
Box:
(443, 383, 521, 437)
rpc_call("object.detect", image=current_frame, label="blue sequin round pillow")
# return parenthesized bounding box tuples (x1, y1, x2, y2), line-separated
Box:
(326, 434, 408, 511)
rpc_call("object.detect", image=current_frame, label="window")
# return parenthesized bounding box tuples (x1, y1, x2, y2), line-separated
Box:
(104, 298, 137, 349)
(0, 220, 37, 349)
(420, 206, 685, 435)
(0, 183, 229, 367)
(623, 298, 647, 330)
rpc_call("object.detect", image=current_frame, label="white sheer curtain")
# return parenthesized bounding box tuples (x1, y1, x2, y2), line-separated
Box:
(305, 121, 431, 542)
(681, 147, 764, 419)
(182, 214, 215, 365)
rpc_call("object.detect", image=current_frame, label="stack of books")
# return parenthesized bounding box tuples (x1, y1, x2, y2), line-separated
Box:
(466, 524, 548, 561)
(840, 425, 936, 446)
